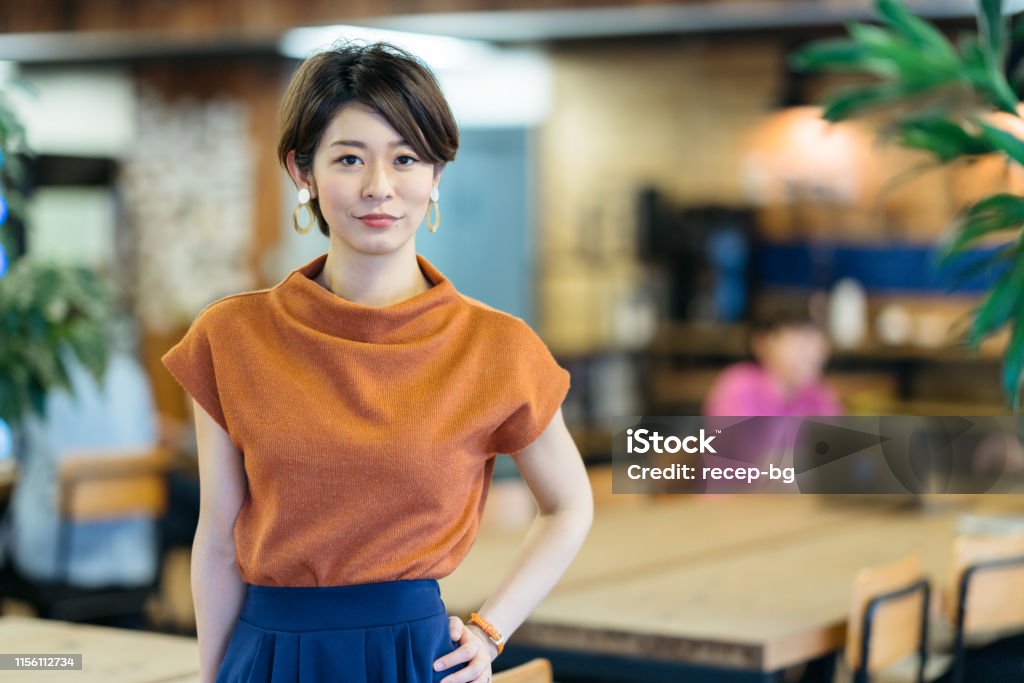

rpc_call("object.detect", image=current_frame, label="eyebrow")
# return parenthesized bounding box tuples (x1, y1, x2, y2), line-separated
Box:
(328, 139, 410, 149)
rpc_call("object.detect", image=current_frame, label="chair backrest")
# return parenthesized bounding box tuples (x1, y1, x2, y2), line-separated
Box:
(947, 534, 1024, 635)
(492, 658, 553, 683)
(845, 553, 930, 674)
(57, 446, 172, 522)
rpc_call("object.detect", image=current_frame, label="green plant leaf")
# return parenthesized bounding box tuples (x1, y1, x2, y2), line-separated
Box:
(941, 193, 1024, 254)
(789, 39, 877, 73)
(822, 80, 945, 121)
(3, 152, 27, 186)
(966, 248, 1024, 345)
(1005, 312, 1024, 411)
(978, 0, 1007, 64)
(941, 243, 1018, 289)
(962, 35, 1020, 113)
(977, 121, 1024, 165)
(26, 376, 47, 420)
(0, 259, 114, 426)
(847, 21, 956, 82)
(876, 0, 959, 63)
(896, 115, 994, 160)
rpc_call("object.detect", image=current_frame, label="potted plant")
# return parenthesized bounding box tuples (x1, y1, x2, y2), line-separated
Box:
(0, 260, 114, 433)
(792, 0, 1024, 410)
(0, 81, 113, 464)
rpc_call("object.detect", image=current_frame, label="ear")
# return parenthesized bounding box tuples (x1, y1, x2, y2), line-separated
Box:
(432, 165, 444, 185)
(286, 150, 317, 199)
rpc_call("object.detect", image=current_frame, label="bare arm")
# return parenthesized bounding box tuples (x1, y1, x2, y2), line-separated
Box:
(434, 407, 594, 681)
(189, 398, 248, 683)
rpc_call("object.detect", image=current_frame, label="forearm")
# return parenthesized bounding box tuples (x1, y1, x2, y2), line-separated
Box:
(469, 505, 592, 650)
(191, 527, 247, 683)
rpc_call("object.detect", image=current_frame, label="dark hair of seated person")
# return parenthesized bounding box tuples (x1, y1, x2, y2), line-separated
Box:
(745, 306, 823, 359)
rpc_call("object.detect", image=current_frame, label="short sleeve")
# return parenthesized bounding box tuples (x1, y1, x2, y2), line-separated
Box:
(160, 309, 229, 434)
(488, 321, 571, 455)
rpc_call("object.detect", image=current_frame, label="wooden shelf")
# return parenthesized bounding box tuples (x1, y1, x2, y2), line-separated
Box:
(651, 321, 1003, 364)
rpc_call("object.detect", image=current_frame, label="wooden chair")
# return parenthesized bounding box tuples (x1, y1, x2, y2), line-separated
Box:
(944, 534, 1024, 683)
(0, 446, 172, 624)
(493, 658, 553, 683)
(845, 554, 931, 683)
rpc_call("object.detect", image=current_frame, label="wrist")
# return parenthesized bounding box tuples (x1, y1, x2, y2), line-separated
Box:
(465, 623, 500, 662)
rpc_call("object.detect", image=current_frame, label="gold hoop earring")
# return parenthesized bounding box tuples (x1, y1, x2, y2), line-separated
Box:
(427, 199, 440, 234)
(292, 187, 316, 235)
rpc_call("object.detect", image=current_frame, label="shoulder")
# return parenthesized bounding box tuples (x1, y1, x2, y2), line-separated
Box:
(714, 362, 764, 386)
(708, 362, 772, 398)
(188, 286, 274, 330)
(456, 293, 549, 349)
(455, 291, 511, 320)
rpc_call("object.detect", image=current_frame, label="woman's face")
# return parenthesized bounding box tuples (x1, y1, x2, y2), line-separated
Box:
(753, 325, 830, 391)
(302, 101, 439, 255)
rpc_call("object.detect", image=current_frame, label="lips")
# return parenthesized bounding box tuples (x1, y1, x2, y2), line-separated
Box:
(358, 214, 398, 228)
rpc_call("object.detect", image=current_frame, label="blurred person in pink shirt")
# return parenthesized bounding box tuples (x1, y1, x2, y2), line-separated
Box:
(703, 307, 843, 417)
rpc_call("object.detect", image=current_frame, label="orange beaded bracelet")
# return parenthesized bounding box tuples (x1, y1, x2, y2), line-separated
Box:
(467, 612, 505, 656)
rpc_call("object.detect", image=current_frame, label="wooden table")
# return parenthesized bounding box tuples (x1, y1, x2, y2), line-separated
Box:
(1, 495, 1019, 682)
(0, 616, 199, 682)
(441, 494, 896, 610)
(441, 494, 1024, 682)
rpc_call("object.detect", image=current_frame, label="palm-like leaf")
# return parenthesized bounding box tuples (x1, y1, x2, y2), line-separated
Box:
(979, 0, 1009, 63)
(793, 0, 1024, 409)
(940, 194, 1024, 254)
(877, 0, 958, 58)
(895, 114, 994, 160)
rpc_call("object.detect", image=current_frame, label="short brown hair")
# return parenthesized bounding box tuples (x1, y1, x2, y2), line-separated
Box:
(277, 41, 460, 236)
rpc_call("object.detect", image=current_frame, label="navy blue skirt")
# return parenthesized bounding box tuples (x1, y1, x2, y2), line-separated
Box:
(215, 579, 465, 682)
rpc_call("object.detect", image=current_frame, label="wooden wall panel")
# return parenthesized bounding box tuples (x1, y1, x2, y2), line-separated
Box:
(537, 36, 782, 352)
(539, 36, 783, 258)
(133, 56, 292, 287)
(135, 56, 293, 429)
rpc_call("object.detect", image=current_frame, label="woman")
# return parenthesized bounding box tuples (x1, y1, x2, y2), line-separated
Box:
(162, 42, 593, 683)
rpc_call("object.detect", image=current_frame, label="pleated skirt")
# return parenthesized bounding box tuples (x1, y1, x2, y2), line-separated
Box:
(215, 579, 464, 683)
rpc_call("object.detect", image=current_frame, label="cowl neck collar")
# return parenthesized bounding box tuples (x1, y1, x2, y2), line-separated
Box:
(273, 252, 461, 343)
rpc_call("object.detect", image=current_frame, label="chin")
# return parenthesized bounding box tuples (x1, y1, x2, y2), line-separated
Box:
(336, 230, 415, 256)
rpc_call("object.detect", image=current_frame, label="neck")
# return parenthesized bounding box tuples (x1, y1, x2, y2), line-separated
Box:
(761, 364, 800, 400)
(315, 241, 432, 308)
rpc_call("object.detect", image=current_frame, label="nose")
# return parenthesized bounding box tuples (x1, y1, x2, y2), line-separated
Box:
(362, 161, 394, 200)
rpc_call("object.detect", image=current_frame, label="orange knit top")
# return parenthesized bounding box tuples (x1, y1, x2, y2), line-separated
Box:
(161, 252, 571, 587)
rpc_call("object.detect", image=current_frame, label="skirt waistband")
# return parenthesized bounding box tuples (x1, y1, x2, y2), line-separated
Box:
(238, 579, 447, 631)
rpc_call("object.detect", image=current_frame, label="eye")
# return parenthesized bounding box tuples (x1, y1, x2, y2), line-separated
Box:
(336, 155, 361, 166)
(395, 155, 419, 166)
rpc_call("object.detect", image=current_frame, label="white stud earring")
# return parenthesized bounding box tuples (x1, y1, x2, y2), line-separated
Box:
(430, 186, 439, 202)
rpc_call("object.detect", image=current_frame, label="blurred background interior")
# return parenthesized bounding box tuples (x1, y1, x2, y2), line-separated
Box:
(1, 1, 1024, 682)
